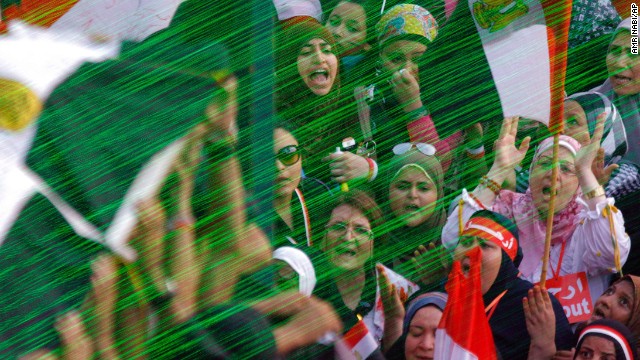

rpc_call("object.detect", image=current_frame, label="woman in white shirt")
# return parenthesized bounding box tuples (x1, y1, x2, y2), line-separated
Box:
(442, 116, 630, 303)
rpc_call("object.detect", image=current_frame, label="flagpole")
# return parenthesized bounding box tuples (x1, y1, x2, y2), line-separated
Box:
(539, 133, 560, 287)
(538, 0, 573, 287)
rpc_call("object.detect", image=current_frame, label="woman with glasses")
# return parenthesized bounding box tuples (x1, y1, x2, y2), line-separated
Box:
(443, 116, 630, 304)
(382, 143, 448, 286)
(319, 189, 385, 331)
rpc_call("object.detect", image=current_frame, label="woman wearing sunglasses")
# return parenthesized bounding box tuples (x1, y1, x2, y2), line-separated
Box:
(382, 143, 448, 285)
(273, 122, 331, 248)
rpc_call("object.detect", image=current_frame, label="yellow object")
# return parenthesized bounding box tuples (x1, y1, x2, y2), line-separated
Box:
(603, 204, 623, 275)
(0, 78, 41, 131)
(583, 186, 605, 200)
(458, 198, 465, 235)
(334, 147, 349, 192)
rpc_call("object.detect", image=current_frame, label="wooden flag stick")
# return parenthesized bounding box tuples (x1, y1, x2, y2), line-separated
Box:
(539, 132, 561, 288)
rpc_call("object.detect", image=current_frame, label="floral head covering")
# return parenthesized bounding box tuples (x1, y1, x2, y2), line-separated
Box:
(376, 4, 438, 48)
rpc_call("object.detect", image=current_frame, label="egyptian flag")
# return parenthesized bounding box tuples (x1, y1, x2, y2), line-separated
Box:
(0, 37, 229, 357)
(434, 247, 498, 360)
(0, 0, 78, 31)
(342, 320, 380, 360)
(425, 0, 573, 140)
(1, 0, 182, 41)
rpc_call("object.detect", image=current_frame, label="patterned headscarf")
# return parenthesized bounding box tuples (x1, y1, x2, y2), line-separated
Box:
(492, 135, 583, 278)
(376, 4, 438, 48)
(461, 210, 522, 266)
(566, 91, 628, 164)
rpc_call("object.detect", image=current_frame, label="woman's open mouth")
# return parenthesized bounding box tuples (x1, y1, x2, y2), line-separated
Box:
(404, 204, 420, 213)
(592, 307, 606, 320)
(309, 69, 330, 85)
(336, 246, 357, 257)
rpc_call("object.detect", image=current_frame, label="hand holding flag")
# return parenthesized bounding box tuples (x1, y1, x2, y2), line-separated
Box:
(377, 264, 406, 352)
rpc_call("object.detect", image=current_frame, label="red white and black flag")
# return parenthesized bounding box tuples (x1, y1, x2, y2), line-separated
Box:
(435, 247, 498, 360)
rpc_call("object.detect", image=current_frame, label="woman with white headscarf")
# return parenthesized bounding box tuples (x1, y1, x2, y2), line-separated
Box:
(443, 116, 631, 304)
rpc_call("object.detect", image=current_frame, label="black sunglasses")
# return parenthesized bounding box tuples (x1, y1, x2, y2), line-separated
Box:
(276, 145, 301, 166)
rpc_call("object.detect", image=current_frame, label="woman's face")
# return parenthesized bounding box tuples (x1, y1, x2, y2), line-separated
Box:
(591, 280, 635, 326)
(564, 100, 591, 146)
(322, 204, 374, 272)
(326, 1, 367, 55)
(453, 236, 502, 295)
(405, 306, 442, 360)
(389, 166, 438, 227)
(575, 336, 616, 360)
(297, 38, 339, 96)
(274, 128, 302, 198)
(607, 31, 640, 96)
(529, 147, 579, 218)
(380, 39, 427, 83)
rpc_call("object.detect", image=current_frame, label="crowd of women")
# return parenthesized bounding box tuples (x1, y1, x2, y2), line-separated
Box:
(10, 0, 640, 359)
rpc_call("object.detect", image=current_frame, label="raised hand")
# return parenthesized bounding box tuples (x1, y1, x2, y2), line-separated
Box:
(204, 75, 239, 145)
(592, 147, 618, 185)
(377, 264, 406, 352)
(134, 197, 168, 295)
(523, 286, 556, 360)
(391, 68, 423, 113)
(493, 116, 531, 173)
(575, 113, 606, 175)
(377, 265, 406, 321)
(266, 292, 343, 355)
(91, 255, 120, 360)
(411, 243, 452, 286)
(464, 122, 484, 150)
(55, 312, 93, 360)
(174, 125, 205, 207)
